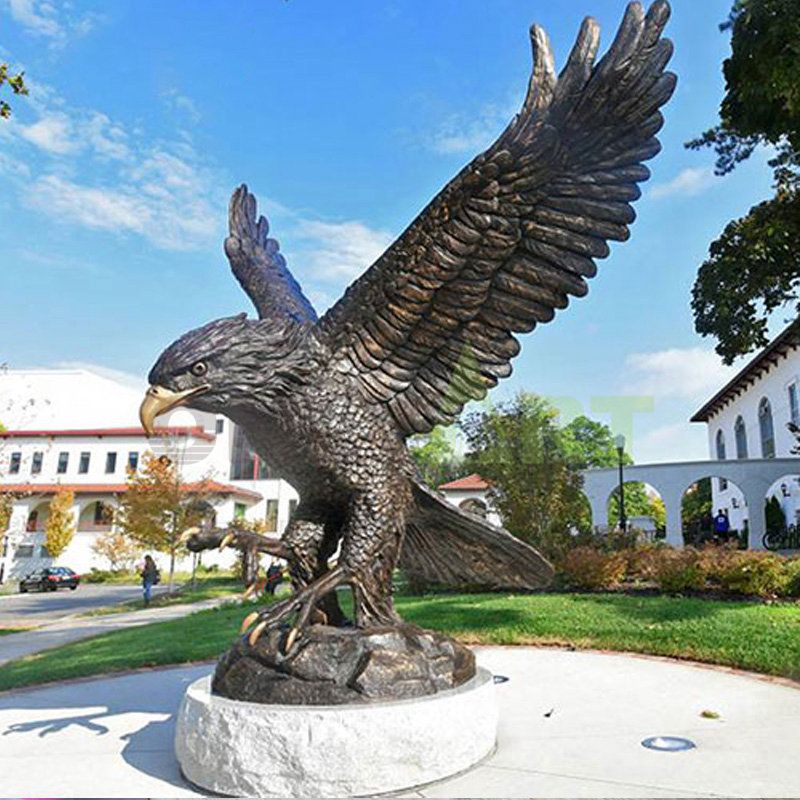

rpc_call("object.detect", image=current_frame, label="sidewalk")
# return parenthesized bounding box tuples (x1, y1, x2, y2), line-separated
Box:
(0, 596, 233, 665)
(1, 647, 799, 797)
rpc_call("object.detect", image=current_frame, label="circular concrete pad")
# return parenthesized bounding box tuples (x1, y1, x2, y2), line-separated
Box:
(175, 667, 497, 797)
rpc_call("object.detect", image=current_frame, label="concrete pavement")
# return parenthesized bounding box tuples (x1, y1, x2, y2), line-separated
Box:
(1, 647, 799, 798)
(0, 596, 231, 665)
(0, 583, 170, 627)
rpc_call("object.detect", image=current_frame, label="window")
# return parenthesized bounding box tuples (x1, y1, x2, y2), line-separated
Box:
(759, 397, 776, 458)
(105, 452, 117, 474)
(57, 452, 69, 474)
(234, 502, 247, 521)
(230, 425, 273, 480)
(288, 499, 298, 519)
(264, 499, 279, 532)
(16, 544, 34, 558)
(735, 416, 748, 459)
(790, 383, 800, 425)
(127, 451, 139, 472)
(25, 510, 38, 532)
(215, 418, 224, 434)
(79, 452, 90, 474)
(9, 452, 20, 474)
(39, 545, 51, 558)
(31, 451, 43, 474)
(715, 430, 727, 490)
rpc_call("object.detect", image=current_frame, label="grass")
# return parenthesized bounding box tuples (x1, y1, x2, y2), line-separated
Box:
(0, 591, 798, 692)
(81, 576, 244, 617)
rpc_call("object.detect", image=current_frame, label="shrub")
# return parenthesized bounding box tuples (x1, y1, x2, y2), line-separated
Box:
(560, 547, 626, 590)
(783, 558, 800, 597)
(717, 552, 788, 597)
(83, 568, 137, 584)
(697, 542, 740, 582)
(625, 542, 667, 581)
(652, 548, 707, 593)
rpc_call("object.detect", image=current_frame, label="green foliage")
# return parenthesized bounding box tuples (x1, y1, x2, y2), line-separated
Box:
(561, 415, 628, 469)
(409, 426, 462, 487)
(559, 547, 626, 590)
(682, 478, 714, 542)
(765, 495, 787, 532)
(461, 392, 587, 558)
(0, 63, 28, 119)
(652, 548, 708, 593)
(717, 551, 788, 596)
(784, 558, 800, 596)
(608, 482, 663, 529)
(687, 0, 800, 362)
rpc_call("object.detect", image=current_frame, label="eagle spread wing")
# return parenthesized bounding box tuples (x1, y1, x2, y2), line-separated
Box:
(225, 185, 318, 325)
(315, 1, 675, 436)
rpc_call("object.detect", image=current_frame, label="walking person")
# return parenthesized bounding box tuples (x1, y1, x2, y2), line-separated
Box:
(713, 509, 730, 544)
(140, 554, 160, 606)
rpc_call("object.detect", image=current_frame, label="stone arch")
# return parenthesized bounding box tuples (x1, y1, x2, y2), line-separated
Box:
(605, 481, 665, 537)
(25, 500, 50, 532)
(458, 497, 487, 519)
(680, 475, 747, 547)
(762, 473, 800, 549)
(78, 500, 116, 532)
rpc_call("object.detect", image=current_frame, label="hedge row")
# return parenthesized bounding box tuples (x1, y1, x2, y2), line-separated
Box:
(558, 544, 800, 598)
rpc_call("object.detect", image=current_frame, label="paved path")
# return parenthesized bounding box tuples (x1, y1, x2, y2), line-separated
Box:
(0, 597, 230, 665)
(0, 647, 799, 798)
(0, 583, 170, 626)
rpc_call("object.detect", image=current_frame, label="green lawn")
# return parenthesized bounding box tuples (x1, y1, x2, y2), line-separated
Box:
(82, 576, 245, 617)
(0, 592, 798, 692)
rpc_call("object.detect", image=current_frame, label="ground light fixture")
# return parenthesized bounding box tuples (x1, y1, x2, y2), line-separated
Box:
(641, 736, 696, 752)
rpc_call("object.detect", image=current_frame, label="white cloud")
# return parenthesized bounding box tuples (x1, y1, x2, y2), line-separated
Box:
(649, 166, 717, 199)
(4, 0, 99, 44)
(427, 100, 516, 155)
(633, 421, 709, 464)
(296, 219, 394, 281)
(162, 89, 201, 124)
(4, 77, 221, 251)
(623, 347, 738, 401)
(19, 113, 76, 154)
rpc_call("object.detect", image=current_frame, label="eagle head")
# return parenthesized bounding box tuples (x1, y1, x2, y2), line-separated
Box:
(139, 313, 310, 434)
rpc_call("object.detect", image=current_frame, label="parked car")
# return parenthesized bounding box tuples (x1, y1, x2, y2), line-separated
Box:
(19, 567, 81, 593)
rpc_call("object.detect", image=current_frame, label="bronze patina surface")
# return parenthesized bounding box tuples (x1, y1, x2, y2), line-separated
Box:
(143, 2, 675, 704)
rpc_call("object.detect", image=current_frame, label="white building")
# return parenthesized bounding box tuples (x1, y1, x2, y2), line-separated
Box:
(438, 474, 502, 527)
(584, 322, 800, 550)
(691, 321, 800, 534)
(0, 369, 298, 582)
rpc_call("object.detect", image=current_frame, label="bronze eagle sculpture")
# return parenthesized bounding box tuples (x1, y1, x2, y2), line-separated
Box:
(140, 2, 675, 654)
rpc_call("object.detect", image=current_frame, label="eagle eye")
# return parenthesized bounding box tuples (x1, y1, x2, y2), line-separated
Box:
(191, 361, 208, 377)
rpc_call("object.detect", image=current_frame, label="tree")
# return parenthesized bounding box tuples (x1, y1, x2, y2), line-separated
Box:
(0, 63, 27, 119)
(688, 0, 800, 363)
(0, 492, 13, 553)
(562, 415, 663, 530)
(91, 530, 141, 572)
(44, 489, 76, 559)
(765, 494, 787, 532)
(116, 453, 207, 588)
(409, 426, 463, 487)
(461, 393, 586, 559)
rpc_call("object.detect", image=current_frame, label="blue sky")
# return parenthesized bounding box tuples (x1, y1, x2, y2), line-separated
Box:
(0, 0, 780, 462)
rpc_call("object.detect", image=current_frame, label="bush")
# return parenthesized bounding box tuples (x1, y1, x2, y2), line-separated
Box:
(560, 547, 626, 590)
(717, 552, 788, 597)
(83, 568, 137, 584)
(625, 542, 667, 581)
(652, 548, 707, 593)
(783, 558, 800, 597)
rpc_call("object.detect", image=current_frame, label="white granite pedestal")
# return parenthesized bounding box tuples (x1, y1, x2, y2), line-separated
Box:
(175, 667, 497, 797)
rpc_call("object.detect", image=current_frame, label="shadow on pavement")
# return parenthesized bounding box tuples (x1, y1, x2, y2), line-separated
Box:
(0, 662, 212, 792)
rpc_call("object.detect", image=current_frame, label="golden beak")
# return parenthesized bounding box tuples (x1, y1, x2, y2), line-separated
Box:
(139, 384, 209, 436)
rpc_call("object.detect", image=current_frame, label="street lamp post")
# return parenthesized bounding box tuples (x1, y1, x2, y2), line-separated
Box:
(614, 434, 627, 531)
